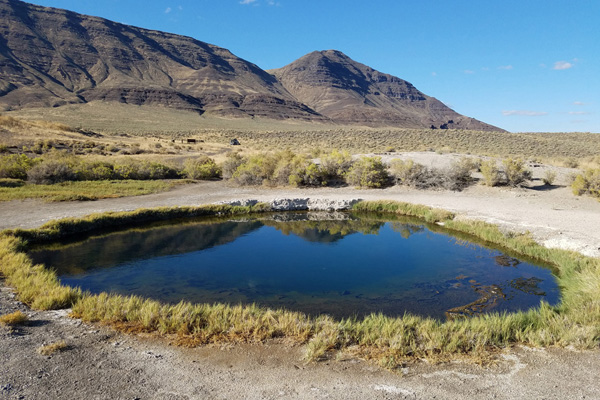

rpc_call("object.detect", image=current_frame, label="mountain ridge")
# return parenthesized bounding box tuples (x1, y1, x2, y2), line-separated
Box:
(0, 0, 503, 131)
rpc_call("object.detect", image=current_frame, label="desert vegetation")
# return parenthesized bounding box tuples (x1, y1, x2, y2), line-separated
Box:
(1, 202, 599, 367)
(571, 168, 600, 200)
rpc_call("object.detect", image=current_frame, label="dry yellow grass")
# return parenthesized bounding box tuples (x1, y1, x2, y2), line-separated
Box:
(0, 310, 28, 326)
(37, 340, 68, 355)
(5, 104, 600, 162)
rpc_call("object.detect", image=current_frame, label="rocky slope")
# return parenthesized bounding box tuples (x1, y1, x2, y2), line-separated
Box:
(270, 50, 501, 130)
(0, 0, 502, 130)
(0, 0, 322, 120)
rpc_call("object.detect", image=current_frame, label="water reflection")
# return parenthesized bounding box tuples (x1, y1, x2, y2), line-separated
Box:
(29, 212, 560, 320)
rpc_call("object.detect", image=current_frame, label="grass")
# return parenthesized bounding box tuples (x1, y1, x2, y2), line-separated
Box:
(0, 180, 187, 202)
(0, 310, 28, 326)
(0, 201, 599, 367)
(37, 340, 68, 355)
(6, 104, 600, 162)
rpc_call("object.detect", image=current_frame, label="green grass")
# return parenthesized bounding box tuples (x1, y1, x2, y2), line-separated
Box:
(0, 180, 187, 202)
(1, 201, 599, 367)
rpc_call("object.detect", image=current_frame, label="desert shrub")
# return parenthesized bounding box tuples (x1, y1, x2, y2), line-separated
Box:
(542, 170, 557, 186)
(27, 160, 75, 184)
(571, 169, 600, 198)
(74, 161, 115, 181)
(0, 144, 8, 153)
(319, 150, 353, 185)
(113, 160, 181, 180)
(0, 154, 37, 180)
(222, 152, 245, 179)
(503, 158, 532, 187)
(563, 158, 579, 168)
(389, 158, 475, 191)
(231, 153, 278, 186)
(480, 160, 502, 187)
(444, 157, 478, 191)
(183, 156, 221, 180)
(346, 156, 390, 188)
(0, 178, 25, 188)
(389, 159, 429, 187)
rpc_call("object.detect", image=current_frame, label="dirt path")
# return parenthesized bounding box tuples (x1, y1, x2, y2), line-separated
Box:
(1, 165, 600, 399)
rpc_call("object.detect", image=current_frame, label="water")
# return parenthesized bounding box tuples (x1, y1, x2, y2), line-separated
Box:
(29, 212, 560, 320)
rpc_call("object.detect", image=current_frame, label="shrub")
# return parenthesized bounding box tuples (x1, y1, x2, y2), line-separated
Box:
(0, 178, 25, 188)
(113, 160, 181, 180)
(74, 161, 115, 181)
(389, 159, 430, 187)
(571, 169, 600, 199)
(183, 157, 221, 180)
(231, 153, 277, 186)
(480, 160, 501, 187)
(0, 154, 37, 180)
(444, 157, 478, 191)
(542, 170, 557, 186)
(319, 150, 353, 185)
(222, 152, 245, 179)
(503, 158, 532, 187)
(27, 160, 75, 184)
(346, 156, 390, 188)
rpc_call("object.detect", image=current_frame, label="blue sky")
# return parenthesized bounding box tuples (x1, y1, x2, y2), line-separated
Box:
(26, 0, 599, 133)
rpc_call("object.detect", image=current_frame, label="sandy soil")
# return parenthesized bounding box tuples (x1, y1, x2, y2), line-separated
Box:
(1, 152, 600, 399)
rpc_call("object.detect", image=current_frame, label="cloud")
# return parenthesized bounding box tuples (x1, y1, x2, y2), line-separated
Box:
(553, 61, 573, 70)
(464, 70, 475, 74)
(573, 101, 585, 106)
(502, 110, 548, 117)
(165, 7, 172, 13)
(498, 65, 513, 70)
(568, 111, 590, 115)
(240, 0, 257, 4)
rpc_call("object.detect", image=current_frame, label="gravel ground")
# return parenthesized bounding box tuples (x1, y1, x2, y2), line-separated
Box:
(1, 152, 599, 399)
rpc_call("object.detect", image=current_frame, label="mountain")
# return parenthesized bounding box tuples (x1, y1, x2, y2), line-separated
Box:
(0, 0, 503, 130)
(270, 50, 500, 130)
(0, 0, 322, 120)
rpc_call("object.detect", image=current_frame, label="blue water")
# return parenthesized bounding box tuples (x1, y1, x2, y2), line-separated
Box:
(29, 213, 560, 319)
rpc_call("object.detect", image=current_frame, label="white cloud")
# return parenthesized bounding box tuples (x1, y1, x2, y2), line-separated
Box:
(553, 61, 573, 70)
(464, 70, 475, 74)
(165, 7, 172, 13)
(569, 111, 590, 115)
(573, 101, 585, 106)
(240, 0, 257, 4)
(498, 65, 513, 70)
(502, 110, 548, 117)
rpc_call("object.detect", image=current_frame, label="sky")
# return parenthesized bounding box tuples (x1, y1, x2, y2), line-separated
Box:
(24, 0, 600, 133)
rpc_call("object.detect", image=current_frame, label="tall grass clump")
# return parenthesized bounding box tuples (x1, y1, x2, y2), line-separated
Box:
(571, 168, 600, 199)
(0, 236, 81, 309)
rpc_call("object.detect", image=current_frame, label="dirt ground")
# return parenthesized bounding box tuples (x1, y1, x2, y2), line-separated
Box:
(1, 152, 600, 399)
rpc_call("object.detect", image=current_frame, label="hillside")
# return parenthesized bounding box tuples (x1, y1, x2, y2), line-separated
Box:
(0, 0, 322, 120)
(0, 0, 502, 130)
(270, 50, 501, 131)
